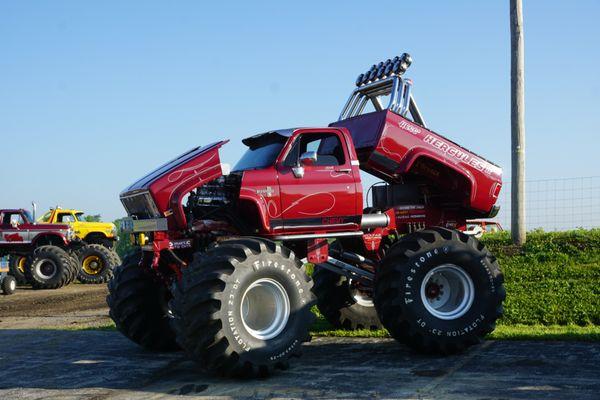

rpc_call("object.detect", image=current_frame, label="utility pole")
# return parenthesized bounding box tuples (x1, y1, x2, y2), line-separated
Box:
(510, 0, 526, 245)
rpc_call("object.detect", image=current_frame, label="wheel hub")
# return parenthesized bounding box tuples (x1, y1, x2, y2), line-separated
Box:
(82, 255, 103, 275)
(35, 260, 57, 280)
(349, 280, 375, 307)
(425, 282, 442, 299)
(240, 278, 290, 340)
(420, 264, 474, 320)
(18, 257, 26, 273)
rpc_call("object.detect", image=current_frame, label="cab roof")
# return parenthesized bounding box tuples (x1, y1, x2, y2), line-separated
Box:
(241, 129, 296, 148)
(50, 208, 83, 214)
(0, 209, 26, 213)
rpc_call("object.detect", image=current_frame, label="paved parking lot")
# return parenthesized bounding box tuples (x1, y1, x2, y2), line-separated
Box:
(0, 329, 599, 399)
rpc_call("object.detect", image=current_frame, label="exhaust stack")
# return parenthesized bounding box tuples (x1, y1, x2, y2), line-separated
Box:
(360, 213, 389, 229)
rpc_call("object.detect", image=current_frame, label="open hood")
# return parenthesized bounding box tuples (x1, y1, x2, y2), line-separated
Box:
(120, 140, 229, 226)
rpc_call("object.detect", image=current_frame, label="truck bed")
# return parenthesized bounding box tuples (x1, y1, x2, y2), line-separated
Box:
(331, 110, 502, 214)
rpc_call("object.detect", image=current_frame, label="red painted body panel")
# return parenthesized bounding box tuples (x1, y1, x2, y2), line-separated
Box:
(0, 209, 70, 251)
(120, 115, 501, 245)
(237, 128, 363, 236)
(275, 128, 361, 234)
(121, 141, 229, 229)
(238, 167, 282, 233)
(331, 110, 502, 214)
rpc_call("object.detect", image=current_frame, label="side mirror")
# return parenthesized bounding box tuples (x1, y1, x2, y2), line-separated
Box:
(292, 151, 317, 178)
(300, 151, 317, 166)
(292, 166, 305, 179)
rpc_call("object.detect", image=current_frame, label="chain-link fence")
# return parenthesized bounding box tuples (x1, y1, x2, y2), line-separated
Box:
(495, 176, 600, 231)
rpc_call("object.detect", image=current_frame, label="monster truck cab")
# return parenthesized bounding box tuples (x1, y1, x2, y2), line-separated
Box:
(40, 208, 117, 248)
(0, 208, 73, 253)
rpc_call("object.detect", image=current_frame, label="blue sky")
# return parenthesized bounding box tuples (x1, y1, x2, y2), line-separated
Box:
(1, 1, 599, 221)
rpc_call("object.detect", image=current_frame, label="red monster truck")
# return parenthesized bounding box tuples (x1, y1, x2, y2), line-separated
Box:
(108, 54, 505, 377)
(0, 207, 79, 289)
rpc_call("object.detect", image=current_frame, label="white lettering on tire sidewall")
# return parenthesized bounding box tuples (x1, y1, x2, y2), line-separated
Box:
(225, 257, 310, 359)
(402, 247, 496, 337)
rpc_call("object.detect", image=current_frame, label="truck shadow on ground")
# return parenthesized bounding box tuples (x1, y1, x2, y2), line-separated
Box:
(0, 329, 598, 399)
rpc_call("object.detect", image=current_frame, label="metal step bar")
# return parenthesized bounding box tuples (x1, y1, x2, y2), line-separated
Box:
(274, 231, 363, 241)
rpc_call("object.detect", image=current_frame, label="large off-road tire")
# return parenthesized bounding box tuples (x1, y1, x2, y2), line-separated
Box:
(311, 235, 397, 331)
(171, 238, 315, 377)
(24, 245, 78, 290)
(1, 275, 17, 295)
(313, 267, 381, 330)
(107, 250, 179, 351)
(374, 227, 505, 354)
(313, 241, 383, 330)
(8, 255, 28, 284)
(75, 244, 120, 284)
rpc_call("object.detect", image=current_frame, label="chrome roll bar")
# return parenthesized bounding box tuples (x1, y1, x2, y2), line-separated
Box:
(338, 75, 426, 127)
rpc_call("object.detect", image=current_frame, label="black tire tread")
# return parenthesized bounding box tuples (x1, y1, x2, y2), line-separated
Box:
(171, 237, 314, 377)
(313, 266, 382, 330)
(75, 244, 121, 284)
(8, 255, 28, 284)
(24, 245, 78, 289)
(374, 227, 505, 354)
(107, 250, 179, 351)
(2, 275, 17, 295)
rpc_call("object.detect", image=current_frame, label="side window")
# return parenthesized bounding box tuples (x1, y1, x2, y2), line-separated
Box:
(3, 213, 25, 226)
(283, 133, 345, 167)
(283, 140, 300, 167)
(317, 135, 345, 165)
(58, 213, 75, 223)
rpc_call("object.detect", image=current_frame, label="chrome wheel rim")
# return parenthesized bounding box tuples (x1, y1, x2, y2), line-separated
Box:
(9, 279, 16, 291)
(241, 278, 290, 340)
(35, 260, 58, 280)
(349, 280, 374, 307)
(420, 264, 474, 320)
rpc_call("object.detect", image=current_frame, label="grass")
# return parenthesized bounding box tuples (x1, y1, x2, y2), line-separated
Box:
(488, 324, 600, 341)
(482, 229, 600, 326)
(310, 308, 600, 341)
(311, 325, 600, 342)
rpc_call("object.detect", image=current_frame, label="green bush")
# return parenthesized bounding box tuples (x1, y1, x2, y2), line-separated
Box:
(482, 229, 600, 325)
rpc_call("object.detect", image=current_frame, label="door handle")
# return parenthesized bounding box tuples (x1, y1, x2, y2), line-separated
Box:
(335, 168, 351, 173)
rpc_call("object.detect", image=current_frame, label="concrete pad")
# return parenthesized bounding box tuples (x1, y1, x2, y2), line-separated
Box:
(0, 330, 599, 399)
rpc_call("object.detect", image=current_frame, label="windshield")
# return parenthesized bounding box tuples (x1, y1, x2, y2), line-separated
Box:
(75, 213, 87, 222)
(23, 210, 34, 223)
(39, 211, 51, 222)
(233, 136, 287, 172)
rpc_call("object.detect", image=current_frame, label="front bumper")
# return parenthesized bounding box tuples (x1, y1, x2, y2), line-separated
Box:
(120, 217, 168, 233)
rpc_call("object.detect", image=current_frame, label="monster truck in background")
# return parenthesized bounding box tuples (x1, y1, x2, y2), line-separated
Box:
(2, 207, 120, 286)
(39, 207, 118, 248)
(39, 207, 120, 283)
(1, 208, 78, 288)
(109, 54, 505, 377)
